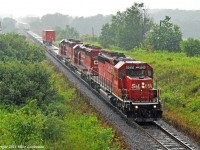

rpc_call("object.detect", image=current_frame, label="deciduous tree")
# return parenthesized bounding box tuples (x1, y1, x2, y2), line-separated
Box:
(180, 38, 200, 56)
(99, 3, 153, 50)
(145, 16, 182, 52)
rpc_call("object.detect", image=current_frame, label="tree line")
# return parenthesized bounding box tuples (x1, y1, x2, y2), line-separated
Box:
(2, 2, 200, 56)
(99, 3, 200, 56)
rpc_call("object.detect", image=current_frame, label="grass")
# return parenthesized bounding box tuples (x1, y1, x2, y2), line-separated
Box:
(0, 62, 124, 149)
(45, 62, 124, 149)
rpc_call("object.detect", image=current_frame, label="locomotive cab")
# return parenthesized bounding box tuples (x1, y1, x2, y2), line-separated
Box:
(118, 62, 158, 102)
(114, 61, 162, 121)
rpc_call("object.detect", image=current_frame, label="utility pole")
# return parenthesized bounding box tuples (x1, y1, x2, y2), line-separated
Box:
(92, 27, 94, 41)
(140, 8, 146, 42)
(142, 8, 146, 41)
(0, 21, 2, 33)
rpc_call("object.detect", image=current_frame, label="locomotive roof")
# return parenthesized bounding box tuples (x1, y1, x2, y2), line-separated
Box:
(73, 44, 101, 52)
(100, 50, 125, 58)
(73, 44, 83, 50)
(60, 39, 82, 44)
(43, 30, 55, 32)
(99, 50, 137, 65)
(115, 60, 146, 69)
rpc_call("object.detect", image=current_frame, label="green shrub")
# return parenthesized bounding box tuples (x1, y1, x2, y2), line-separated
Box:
(0, 33, 45, 63)
(0, 33, 120, 149)
(0, 62, 57, 106)
(65, 113, 114, 150)
(180, 38, 200, 57)
(0, 100, 44, 145)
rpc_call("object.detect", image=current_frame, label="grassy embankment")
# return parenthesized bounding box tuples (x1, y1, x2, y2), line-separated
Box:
(0, 62, 123, 149)
(44, 63, 124, 149)
(123, 49, 200, 143)
(48, 63, 127, 150)
(0, 33, 124, 149)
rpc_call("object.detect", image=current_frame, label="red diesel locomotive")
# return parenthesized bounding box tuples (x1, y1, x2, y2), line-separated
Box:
(95, 51, 162, 121)
(58, 38, 162, 122)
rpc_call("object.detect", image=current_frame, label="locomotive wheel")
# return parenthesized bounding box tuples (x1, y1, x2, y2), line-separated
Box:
(95, 84, 100, 93)
(81, 73, 85, 79)
(117, 101, 122, 110)
(110, 97, 117, 106)
(124, 109, 132, 118)
(90, 80, 95, 89)
(121, 102, 131, 118)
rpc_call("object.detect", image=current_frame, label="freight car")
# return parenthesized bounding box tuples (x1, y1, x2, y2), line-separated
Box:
(42, 30, 56, 46)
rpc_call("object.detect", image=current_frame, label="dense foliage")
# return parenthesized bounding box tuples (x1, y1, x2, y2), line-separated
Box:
(1, 17, 17, 33)
(149, 9, 200, 39)
(0, 62, 56, 106)
(54, 25, 80, 40)
(0, 34, 50, 106)
(21, 13, 112, 37)
(145, 16, 182, 52)
(0, 33, 120, 149)
(99, 3, 153, 50)
(180, 38, 200, 57)
(0, 33, 45, 62)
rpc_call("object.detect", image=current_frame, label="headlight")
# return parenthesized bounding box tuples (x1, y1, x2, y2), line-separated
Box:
(153, 105, 157, 109)
(142, 82, 145, 85)
(135, 105, 138, 109)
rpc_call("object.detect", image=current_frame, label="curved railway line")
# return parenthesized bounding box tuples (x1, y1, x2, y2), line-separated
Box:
(23, 29, 198, 149)
(135, 121, 194, 150)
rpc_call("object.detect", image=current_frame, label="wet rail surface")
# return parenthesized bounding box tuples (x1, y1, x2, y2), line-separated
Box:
(135, 121, 194, 150)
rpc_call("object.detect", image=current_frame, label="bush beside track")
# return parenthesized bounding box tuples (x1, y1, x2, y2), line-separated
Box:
(0, 33, 122, 149)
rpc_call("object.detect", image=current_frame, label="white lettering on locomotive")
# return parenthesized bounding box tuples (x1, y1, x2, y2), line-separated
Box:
(132, 84, 140, 89)
(126, 66, 134, 69)
(132, 83, 152, 89)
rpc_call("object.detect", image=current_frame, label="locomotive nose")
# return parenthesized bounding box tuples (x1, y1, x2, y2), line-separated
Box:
(126, 76, 153, 101)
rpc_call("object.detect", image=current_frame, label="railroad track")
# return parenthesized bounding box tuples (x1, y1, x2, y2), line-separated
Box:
(152, 121, 193, 150)
(131, 120, 194, 150)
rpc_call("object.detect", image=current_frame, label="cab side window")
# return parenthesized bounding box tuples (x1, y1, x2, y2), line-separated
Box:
(119, 70, 125, 78)
(148, 70, 152, 78)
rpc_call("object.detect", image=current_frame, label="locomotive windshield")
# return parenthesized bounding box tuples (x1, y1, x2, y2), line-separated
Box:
(127, 69, 145, 77)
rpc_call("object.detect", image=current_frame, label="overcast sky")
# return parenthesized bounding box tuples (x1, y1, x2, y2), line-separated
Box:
(0, 0, 200, 18)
